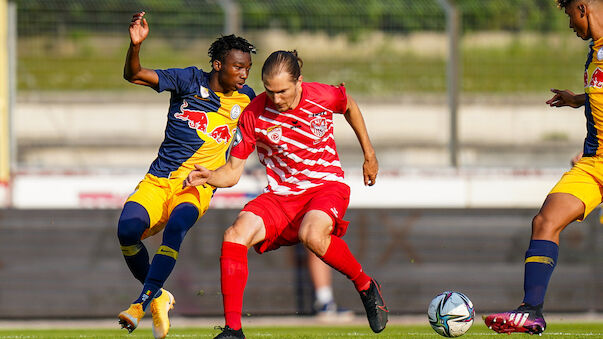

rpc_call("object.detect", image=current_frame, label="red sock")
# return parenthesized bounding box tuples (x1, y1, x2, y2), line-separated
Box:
(320, 235, 371, 291)
(220, 241, 248, 330)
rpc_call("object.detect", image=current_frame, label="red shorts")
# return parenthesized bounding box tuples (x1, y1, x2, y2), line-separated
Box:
(242, 181, 351, 254)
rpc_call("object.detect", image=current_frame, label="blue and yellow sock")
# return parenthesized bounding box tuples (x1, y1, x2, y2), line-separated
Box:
(134, 245, 179, 311)
(118, 202, 151, 284)
(121, 243, 150, 284)
(523, 239, 558, 308)
(133, 203, 199, 311)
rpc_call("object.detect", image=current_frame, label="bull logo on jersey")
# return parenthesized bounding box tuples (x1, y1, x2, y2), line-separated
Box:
(590, 67, 603, 88)
(209, 125, 232, 143)
(175, 100, 209, 132)
(267, 125, 282, 143)
(310, 117, 328, 138)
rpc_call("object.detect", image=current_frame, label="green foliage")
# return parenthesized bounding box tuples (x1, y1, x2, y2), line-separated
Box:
(458, 0, 568, 32)
(240, 0, 445, 35)
(13, 0, 568, 37)
(14, 0, 224, 37)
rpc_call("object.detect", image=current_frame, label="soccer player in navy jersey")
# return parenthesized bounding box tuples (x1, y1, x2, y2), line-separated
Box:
(184, 50, 387, 339)
(117, 11, 256, 339)
(484, 0, 603, 335)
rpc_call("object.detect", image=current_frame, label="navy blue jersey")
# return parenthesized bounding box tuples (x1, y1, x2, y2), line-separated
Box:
(149, 66, 255, 178)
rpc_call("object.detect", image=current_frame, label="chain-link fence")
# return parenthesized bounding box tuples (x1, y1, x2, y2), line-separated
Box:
(14, 0, 579, 94)
(9, 0, 589, 171)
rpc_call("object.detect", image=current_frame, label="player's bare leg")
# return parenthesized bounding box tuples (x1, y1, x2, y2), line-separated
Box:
(484, 193, 584, 335)
(299, 210, 388, 333)
(531, 193, 584, 243)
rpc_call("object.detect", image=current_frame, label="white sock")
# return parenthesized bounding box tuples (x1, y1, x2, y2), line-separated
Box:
(315, 286, 334, 306)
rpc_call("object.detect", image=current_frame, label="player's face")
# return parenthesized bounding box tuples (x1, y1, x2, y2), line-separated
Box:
(217, 49, 252, 92)
(565, 2, 591, 40)
(263, 72, 303, 112)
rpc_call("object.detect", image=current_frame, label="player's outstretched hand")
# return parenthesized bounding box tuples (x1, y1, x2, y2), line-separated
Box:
(129, 11, 149, 46)
(183, 164, 211, 188)
(546, 89, 582, 108)
(363, 154, 378, 186)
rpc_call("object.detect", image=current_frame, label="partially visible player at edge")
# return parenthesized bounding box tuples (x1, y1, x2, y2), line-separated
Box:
(117, 11, 256, 339)
(184, 50, 388, 339)
(484, 0, 603, 335)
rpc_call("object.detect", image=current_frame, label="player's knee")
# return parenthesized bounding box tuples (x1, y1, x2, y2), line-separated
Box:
(223, 224, 253, 246)
(117, 217, 147, 244)
(223, 212, 264, 246)
(163, 203, 199, 240)
(117, 202, 149, 244)
(531, 213, 562, 238)
(298, 227, 329, 254)
(117, 220, 145, 244)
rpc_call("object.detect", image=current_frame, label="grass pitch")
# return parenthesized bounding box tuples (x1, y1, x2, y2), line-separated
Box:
(0, 323, 602, 338)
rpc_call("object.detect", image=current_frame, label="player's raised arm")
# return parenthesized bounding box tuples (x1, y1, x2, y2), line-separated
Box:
(183, 156, 247, 189)
(343, 94, 378, 186)
(123, 11, 159, 88)
(546, 89, 586, 108)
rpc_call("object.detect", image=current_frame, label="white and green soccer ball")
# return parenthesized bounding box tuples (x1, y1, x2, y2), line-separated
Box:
(428, 291, 475, 337)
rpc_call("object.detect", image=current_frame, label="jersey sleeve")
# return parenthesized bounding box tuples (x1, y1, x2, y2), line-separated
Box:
(154, 66, 199, 95)
(230, 98, 261, 160)
(325, 84, 348, 114)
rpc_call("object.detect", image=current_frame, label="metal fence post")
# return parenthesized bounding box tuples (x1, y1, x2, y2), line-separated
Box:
(8, 1, 16, 205)
(0, 0, 10, 202)
(437, 0, 460, 168)
(220, 0, 241, 35)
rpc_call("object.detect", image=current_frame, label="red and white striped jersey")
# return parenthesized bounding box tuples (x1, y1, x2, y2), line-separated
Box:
(230, 82, 349, 195)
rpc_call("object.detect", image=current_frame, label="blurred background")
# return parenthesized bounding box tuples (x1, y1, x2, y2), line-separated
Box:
(0, 0, 601, 320)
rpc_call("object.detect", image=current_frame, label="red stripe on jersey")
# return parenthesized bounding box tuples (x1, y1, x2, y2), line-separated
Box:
(231, 82, 348, 195)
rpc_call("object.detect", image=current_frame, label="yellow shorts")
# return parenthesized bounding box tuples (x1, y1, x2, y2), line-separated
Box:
(549, 155, 603, 221)
(125, 173, 214, 239)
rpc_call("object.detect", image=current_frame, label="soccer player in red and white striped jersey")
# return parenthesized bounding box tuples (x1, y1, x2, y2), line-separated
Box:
(184, 50, 387, 339)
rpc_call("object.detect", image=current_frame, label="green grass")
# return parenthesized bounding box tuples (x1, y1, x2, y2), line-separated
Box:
(17, 34, 588, 95)
(1, 323, 602, 338)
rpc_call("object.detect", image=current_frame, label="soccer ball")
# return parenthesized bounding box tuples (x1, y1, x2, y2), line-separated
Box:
(427, 291, 475, 337)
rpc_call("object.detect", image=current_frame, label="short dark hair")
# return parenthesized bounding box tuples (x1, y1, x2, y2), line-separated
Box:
(261, 50, 304, 82)
(557, 0, 595, 8)
(557, 0, 575, 7)
(208, 34, 256, 64)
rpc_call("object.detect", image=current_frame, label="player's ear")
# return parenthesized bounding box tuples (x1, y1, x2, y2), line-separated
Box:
(578, 3, 586, 16)
(212, 60, 222, 72)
